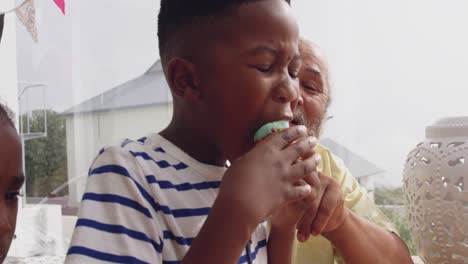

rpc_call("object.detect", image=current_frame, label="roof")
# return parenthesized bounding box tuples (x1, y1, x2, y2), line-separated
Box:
(320, 138, 385, 179)
(63, 60, 172, 115)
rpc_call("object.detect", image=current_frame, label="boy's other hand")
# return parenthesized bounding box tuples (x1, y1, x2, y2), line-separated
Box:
(269, 172, 321, 231)
(296, 172, 349, 242)
(217, 125, 320, 226)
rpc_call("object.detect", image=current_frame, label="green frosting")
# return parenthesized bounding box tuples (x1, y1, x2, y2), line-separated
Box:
(254, 120, 290, 142)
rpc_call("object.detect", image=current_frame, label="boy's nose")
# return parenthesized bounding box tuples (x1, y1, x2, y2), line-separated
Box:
(273, 76, 299, 104)
(0, 203, 13, 235)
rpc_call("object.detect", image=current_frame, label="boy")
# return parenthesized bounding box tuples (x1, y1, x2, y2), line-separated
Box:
(0, 103, 24, 263)
(66, 0, 321, 263)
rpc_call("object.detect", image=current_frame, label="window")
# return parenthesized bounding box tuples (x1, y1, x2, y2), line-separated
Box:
(2, 0, 466, 261)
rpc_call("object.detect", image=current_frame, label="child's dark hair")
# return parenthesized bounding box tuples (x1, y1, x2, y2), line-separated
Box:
(0, 102, 15, 128)
(157, 0, 291, 66)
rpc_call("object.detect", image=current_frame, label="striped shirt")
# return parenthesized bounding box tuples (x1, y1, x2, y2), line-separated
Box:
(66, 134, 268, 264)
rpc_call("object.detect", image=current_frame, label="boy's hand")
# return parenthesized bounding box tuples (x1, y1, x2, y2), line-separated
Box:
(217, 125, 321, 226)
(270, 161, 322, 230)
(270, 189, 310, 230)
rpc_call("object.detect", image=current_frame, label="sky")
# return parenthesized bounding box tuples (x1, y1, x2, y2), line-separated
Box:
(12, 0, 468, 187)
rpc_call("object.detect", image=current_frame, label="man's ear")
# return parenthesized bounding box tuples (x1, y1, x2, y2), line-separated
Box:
(166, 58, 200, 103)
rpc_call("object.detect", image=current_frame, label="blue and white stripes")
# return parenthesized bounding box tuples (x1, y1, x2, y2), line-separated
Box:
(66, 134, 268, 264)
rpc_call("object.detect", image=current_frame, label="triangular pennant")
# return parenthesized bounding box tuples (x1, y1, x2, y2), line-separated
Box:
(15, 0, 38, 42)
(0, 14, 4, 44)
(53, 0, 65, 15)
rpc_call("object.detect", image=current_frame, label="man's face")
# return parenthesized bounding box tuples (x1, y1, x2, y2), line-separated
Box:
(197, 0, 301, 160)
(292, 41, 330, 137)
(0, 124, 24, 262)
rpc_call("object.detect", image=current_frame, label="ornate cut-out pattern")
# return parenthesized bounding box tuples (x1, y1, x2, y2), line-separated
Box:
(404, 140, 468, 264)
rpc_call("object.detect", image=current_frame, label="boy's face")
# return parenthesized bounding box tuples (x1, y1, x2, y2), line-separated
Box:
(197, 0, 301, 160)
(0, 124, 23, 262)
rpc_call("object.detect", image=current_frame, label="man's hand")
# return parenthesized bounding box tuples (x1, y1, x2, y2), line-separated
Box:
(217, 125, 321, 226)
(296, 172, 349, 241)
(292, 172, 413, 264)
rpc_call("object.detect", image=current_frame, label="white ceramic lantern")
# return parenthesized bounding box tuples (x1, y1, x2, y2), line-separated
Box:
(403, 117, 468, 264)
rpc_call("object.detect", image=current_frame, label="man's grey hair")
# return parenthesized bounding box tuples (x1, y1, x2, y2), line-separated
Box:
(299, 38, 332, 110)
(298, 38, 333, 138)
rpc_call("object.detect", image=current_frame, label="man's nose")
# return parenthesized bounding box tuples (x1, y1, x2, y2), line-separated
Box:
(296, 89, 304, 107)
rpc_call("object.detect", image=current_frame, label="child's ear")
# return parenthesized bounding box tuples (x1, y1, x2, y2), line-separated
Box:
(166, 58, 200, 103)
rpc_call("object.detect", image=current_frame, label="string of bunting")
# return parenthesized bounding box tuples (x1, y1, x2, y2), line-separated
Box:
(0, 0, 65, 43)
(0, 14, 4, 44)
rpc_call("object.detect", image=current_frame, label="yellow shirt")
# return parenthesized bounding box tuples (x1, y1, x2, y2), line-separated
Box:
(291, 144, 397, 264)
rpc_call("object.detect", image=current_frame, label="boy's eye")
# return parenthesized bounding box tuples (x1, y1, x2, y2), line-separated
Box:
(255, 65, 272, 73)
(5, 191, 22, 201)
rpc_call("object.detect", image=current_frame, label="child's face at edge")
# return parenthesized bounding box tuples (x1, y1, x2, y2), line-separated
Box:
(0, 124, 24, 262)
(196, 0, 302, 160)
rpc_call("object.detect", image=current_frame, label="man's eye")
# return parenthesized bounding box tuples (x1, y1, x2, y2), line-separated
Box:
(255, 65, 272, 73)
(5, 191, 22, 201)
(303, 85, 321, 93)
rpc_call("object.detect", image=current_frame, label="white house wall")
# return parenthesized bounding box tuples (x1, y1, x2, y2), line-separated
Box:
(357, 174, 379, 202)
(66, 104, 172, 207)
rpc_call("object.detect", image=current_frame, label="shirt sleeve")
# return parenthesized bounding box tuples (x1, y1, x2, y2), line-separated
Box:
(65, 145, 163, 264)
(324, 150, 399, 264)
(327, 151, 398, 234)
(292, 146, 399, 264)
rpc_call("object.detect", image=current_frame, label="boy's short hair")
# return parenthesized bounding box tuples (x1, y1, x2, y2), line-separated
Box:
(157, 0, 291, 66)
(0, 102, 15, 128)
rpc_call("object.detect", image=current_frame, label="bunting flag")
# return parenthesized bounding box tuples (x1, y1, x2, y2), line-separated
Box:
(15, 0, 38, 42)
(0, 0, 65, 45)
(53, 0, 65, 15)
(0, 14, 4, 44)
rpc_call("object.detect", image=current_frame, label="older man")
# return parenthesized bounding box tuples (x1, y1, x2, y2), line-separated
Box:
(291, 39, 413, 264)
